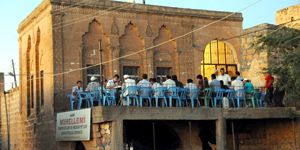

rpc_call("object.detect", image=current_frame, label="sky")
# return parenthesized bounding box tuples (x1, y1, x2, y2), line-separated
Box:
(0, 0, 299, 90)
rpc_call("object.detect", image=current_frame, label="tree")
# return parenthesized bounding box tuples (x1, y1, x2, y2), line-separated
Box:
(252, 25, 300, 103)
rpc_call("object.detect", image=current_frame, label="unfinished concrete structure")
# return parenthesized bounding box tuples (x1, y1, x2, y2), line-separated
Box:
(0, 0, 300, 149)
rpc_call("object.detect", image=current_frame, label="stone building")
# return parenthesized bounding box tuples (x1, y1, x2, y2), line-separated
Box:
(0, 0, 300, 150)
(240, 4, 300, 87)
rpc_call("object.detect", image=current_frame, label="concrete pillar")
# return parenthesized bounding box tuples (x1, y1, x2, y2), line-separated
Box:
(0, 72, 4, 92)
(111, 119, 123, 150)
(216, 117, 227, 150)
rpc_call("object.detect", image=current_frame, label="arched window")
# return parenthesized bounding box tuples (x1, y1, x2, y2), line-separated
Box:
(35, 28, 41, 112)
(26, 35, 31, 116)
(201, 40, 238, 78)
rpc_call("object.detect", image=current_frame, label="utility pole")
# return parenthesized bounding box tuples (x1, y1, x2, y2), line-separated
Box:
(11, 59, 17, 88)
(99, 40, 104, 101)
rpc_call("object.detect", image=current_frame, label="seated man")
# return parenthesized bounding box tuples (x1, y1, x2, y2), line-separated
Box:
(106, 74, 120, 89)
(121, 75, 136, 96)
(172, 75, 183, 88)
(231, 76, 244, 91)
(244, 79, 254, 94)
(85, 76, 100, 92)
(184, 79, 197, 96)
(209, 74, 221, 91)
(137, 74, 151, 87)
(71, 81, 83, 99)
(163, 75, 176, 88)
(231, 76, 244, 97)
(150, 78, 162, 96)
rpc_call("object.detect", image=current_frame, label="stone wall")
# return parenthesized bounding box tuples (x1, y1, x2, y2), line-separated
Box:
(276, 4, 300, 29)
(49, 0, 243, 112)
(227, 119, 298, 150)
(240, 24, 277, 87)
(0, 88, 21, 150)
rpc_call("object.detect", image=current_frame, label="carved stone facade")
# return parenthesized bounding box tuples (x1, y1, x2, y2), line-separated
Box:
(13, 0, 244, 149)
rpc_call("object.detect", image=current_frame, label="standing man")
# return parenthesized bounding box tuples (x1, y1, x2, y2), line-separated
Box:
(217, 68, 231, 86)
(265, 72, 274, 106)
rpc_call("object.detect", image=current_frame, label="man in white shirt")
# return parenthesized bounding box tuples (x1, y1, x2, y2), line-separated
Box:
(163, 75, 176, 88)
(231, 76, 244, 97)
(184, 79, 197, 90)
(217, 68, 231, 86)
(85, 76, 100, 92)
(184, 79, 197, 96)
(231, 77, 244, 91)
(122, 74, 136, 96)
(71, 81, 83, 99)
(236, 71, 244, 81)
(106, 74, 120, 89)
(137, 74, 151, 87)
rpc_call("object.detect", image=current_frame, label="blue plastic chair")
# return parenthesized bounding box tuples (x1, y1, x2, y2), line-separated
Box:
(225, 89, 236, 107)
(89, 90, 102, 106)
(122, 86, 139, 106)
(103, 90, 116, 106)
(139, 87, 153, 107)
(188, 88, 201, 108)
(77, 92, 91, 109)
(201, 88, 212, 107)
(153, 87, 167, 107)
(213, 88, 225, 107)
(235, 89, 246, 107)
(67, 93, 76, 110)
(252, 90, 264, 107)
(179, 88, 189, 107)
(168, 87, 181, 107)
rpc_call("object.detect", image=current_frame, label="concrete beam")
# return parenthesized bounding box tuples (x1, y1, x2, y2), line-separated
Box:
(216, 117, 226, 150)
(111, 119, 123, 150)
(92, 107, 296, 123)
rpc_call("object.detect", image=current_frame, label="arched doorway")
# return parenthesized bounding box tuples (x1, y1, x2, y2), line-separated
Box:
(201, 40, 238, 78)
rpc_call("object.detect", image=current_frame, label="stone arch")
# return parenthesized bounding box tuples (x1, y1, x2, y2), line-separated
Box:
(200, 40, 239, 78)
(153, 25, 179, 79)
(35, 28, 41, 112)
(26, 35, 31, 116)
(82, 19, 111, 82)
(119, 22, 145, 79)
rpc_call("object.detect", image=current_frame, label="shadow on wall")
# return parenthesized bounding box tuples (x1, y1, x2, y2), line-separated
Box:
(75, 142, 85, 150)
(124, 121, 181, 150)
(124, 120, 216, 150)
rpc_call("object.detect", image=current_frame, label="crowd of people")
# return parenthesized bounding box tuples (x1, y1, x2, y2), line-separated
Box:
(70, 68, 275, 107)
